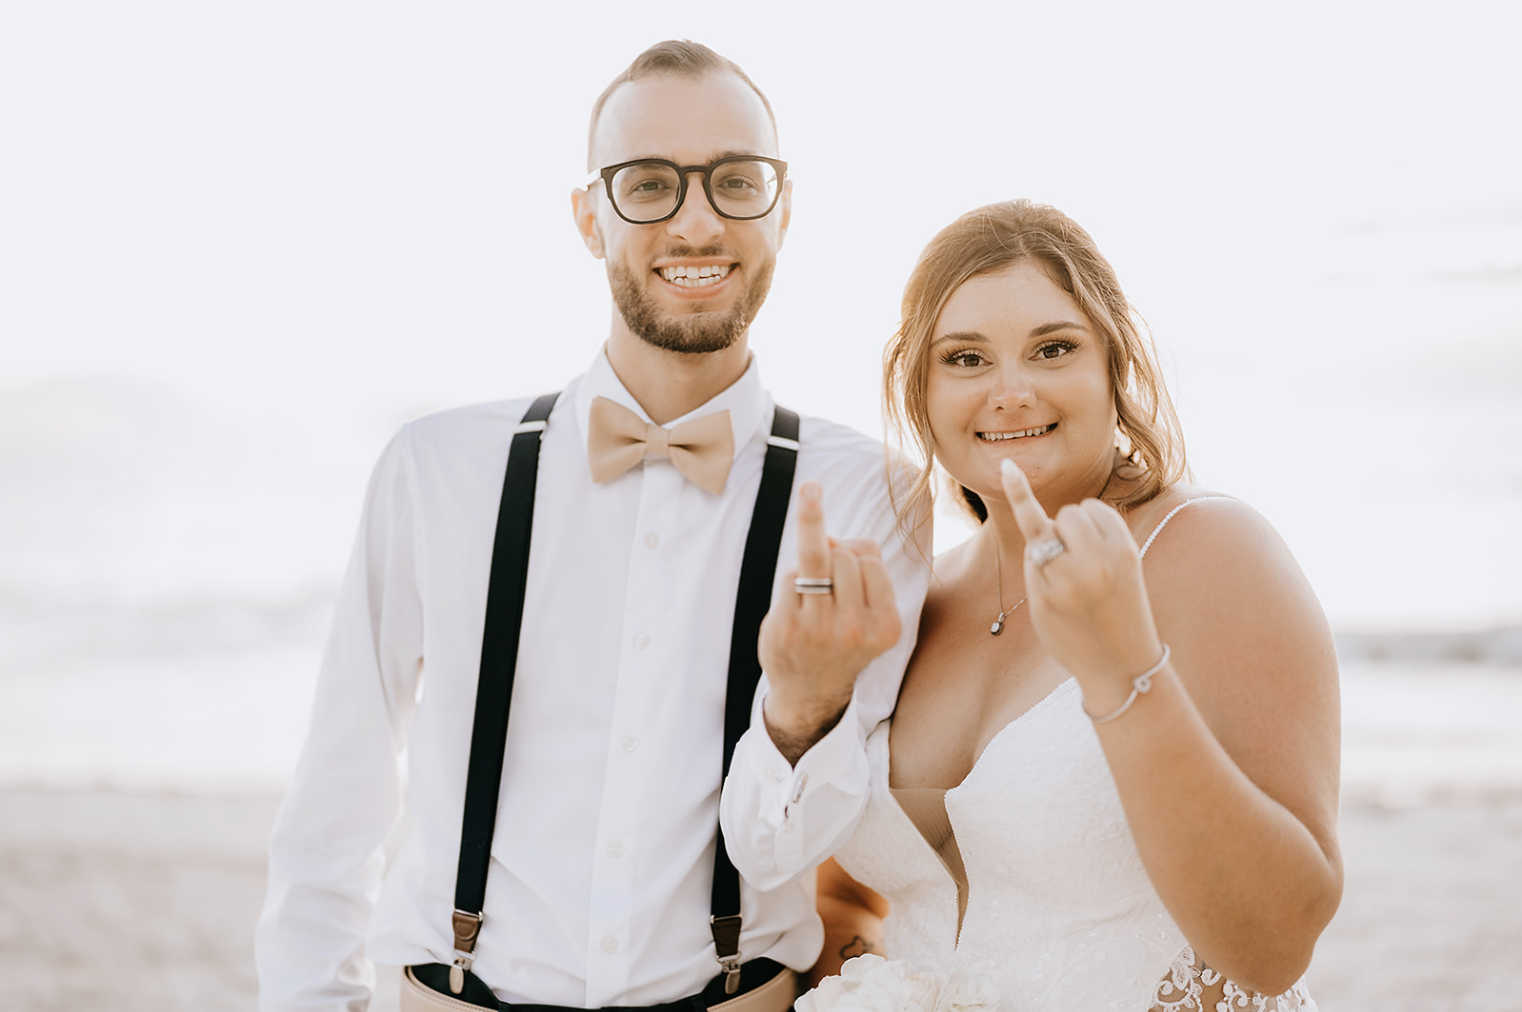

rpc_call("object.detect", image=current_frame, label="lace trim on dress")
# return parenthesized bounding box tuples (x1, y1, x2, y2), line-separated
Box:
(1150, 945, 1318, 1012)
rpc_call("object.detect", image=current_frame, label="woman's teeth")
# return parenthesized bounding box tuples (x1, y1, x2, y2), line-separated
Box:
(979, 424, 1056, 441)
(659, 265, 732, 287)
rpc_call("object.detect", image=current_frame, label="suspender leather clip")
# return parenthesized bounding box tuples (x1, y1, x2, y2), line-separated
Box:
(450, 909, 483, 994)
(710, 913, 743, 994)
(452, 908, 483, 953)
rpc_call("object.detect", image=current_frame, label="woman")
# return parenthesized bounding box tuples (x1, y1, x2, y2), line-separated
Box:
(806, 200, 1342, 1011)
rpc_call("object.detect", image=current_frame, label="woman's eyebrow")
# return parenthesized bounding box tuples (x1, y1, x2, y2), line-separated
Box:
(930, 331, 987, 348)
(1029, 320, 1090, 337)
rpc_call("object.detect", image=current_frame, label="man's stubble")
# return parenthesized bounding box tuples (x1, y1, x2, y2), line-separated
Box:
(608, 254, 776, 356)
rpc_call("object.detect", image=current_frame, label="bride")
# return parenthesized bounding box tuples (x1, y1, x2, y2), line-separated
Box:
(741, 200, 1343, 1011)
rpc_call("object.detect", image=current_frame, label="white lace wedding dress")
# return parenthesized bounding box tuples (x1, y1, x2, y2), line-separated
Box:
(833, 697, 1318, 1011)
(830, 504, 1319, 1012)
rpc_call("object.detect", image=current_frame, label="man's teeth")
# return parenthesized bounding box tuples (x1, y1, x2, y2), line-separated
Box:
(659, 264, 733, 287)
(979, 424, 1056, 441)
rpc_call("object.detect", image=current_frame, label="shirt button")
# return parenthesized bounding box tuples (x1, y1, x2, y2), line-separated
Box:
(644, 531, 660, 549)
(607, 840, 625, 858)
(601, 936, 619, 954)
(633, 632, 650, 650)
(621, 736, 639, 753)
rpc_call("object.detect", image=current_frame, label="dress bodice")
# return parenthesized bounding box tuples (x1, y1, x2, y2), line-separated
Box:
(833, 680, 1317, 1011)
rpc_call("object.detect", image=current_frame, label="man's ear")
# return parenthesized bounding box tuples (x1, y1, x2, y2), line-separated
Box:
(571, 187, 605, 259)
(775, 177, 793, 248)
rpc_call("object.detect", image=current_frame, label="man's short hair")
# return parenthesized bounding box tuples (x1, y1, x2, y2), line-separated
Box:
(586, 40, 779, 170)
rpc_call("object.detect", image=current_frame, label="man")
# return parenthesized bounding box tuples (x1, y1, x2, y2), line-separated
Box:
(256, 40, 929, 1012)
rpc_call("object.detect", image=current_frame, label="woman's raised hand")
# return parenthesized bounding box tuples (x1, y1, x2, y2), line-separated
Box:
(758, 482, 902, 762)
(998, 459, 1165, 713)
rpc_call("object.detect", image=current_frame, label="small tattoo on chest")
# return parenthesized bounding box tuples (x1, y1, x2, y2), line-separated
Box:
(839, 934, 878, 960)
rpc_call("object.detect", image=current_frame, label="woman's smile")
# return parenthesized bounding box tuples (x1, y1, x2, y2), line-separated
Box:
(976, 423, 1056, 442)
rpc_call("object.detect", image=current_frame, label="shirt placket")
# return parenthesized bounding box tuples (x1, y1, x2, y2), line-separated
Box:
(583, 457, 685, 1004)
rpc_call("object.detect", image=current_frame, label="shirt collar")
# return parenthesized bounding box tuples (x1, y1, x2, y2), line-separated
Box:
(574, 346, 768, 463)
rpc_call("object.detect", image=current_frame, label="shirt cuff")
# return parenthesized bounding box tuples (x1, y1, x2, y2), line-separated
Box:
(786, 694, 865, 810)
(722, 692, 871, 887)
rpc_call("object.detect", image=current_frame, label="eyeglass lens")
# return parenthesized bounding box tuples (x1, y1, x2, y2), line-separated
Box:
(608, 160, 781, 223)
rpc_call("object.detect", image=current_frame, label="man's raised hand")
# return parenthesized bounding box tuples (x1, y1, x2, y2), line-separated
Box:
(759, 482, 901, 764)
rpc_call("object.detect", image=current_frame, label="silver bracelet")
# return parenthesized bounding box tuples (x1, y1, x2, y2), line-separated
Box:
(1086, 644, 1171, 724)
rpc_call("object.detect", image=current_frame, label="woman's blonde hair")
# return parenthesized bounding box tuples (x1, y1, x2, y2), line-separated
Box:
(884, 199, 1187, 527)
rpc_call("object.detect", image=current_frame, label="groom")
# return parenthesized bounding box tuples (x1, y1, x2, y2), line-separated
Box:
(255, 39, 928, 1012)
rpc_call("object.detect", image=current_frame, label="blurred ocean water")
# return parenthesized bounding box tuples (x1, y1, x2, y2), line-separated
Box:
(3, 600, 1519, 804)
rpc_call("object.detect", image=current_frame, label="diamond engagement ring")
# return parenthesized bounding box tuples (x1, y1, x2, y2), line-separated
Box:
(794, 576, 834, 595)
(1029, 537, 1067, 569)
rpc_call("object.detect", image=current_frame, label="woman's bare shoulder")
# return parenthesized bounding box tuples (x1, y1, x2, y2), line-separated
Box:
(1129, 484, 1290, 568)
(1131, 483, 1335, 689)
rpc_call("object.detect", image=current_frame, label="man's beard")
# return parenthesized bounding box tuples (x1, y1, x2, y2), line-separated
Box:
(608, 254, 775, 355)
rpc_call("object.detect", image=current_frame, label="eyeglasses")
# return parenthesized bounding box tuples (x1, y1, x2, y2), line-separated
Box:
(588, 155, 788, 225)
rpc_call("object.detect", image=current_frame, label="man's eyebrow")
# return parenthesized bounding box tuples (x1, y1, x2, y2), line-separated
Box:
(628, 150, 768, 164)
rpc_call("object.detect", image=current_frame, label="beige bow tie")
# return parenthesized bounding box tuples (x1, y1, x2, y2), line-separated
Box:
(586, 396, 734, 494)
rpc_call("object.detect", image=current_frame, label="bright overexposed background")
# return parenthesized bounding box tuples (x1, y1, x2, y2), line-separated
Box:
(2, 1, 1519, 793)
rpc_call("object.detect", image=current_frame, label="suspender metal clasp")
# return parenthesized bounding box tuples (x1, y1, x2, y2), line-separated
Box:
(710, 913, 743, 994)
(450, 909, 483, 994)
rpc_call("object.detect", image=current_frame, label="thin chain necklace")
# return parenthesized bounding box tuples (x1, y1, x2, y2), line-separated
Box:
(989, 465, 1120, 634)
(990, 540, 1026, 636)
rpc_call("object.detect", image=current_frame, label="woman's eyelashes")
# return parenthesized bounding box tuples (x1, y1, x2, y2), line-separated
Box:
(939, 347, 989, 368)
(1034, 338, 1079, 360)
(937, 338, 1081, 369)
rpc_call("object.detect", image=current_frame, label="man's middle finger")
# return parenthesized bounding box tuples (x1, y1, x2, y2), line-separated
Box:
(792, 482, 835, 605)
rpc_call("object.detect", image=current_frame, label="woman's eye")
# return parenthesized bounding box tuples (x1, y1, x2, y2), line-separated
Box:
(1035, 341, 1076, 360)
(942, 350, 986, 368)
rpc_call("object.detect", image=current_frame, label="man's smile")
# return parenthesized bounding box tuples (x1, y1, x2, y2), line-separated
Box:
(657, 263, 735, 288)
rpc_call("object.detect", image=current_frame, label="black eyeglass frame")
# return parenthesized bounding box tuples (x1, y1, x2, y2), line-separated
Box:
(588, 155, 789, 225)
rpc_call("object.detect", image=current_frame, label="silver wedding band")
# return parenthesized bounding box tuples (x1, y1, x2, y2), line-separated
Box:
(794, 576, 834, 595)
(1029, 537, 1067, 569)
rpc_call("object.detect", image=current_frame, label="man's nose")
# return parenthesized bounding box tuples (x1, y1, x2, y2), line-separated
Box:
(664, 173, 726, 245)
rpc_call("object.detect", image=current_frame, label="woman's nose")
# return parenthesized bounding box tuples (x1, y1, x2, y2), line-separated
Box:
(989, 364, 1034, 407)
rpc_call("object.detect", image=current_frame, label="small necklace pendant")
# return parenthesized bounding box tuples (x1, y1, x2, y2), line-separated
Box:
(991, 614, 1006, 636)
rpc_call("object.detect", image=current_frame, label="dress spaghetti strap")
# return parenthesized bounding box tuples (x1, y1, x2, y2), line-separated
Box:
(1137, 496, 1235, 559)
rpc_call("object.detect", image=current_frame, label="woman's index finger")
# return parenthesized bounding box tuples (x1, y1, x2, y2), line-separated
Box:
(999, 459, 1054, 541)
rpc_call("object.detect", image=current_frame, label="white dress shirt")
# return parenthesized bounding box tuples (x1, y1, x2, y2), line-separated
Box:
(255, 351, 930, 1012)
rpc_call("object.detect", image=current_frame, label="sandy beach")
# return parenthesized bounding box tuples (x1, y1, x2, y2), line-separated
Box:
(3, 648, 1520, 1011)
(2, 787, 1520, 1012)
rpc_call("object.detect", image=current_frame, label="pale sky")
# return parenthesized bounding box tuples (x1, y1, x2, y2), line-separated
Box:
(3, 1, 1520, 628)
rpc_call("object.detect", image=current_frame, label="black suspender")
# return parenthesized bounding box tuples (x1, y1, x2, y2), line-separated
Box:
(710, 406, 798, 993)
(447, 393, 799, 996)
(449, 391, 560, 987)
